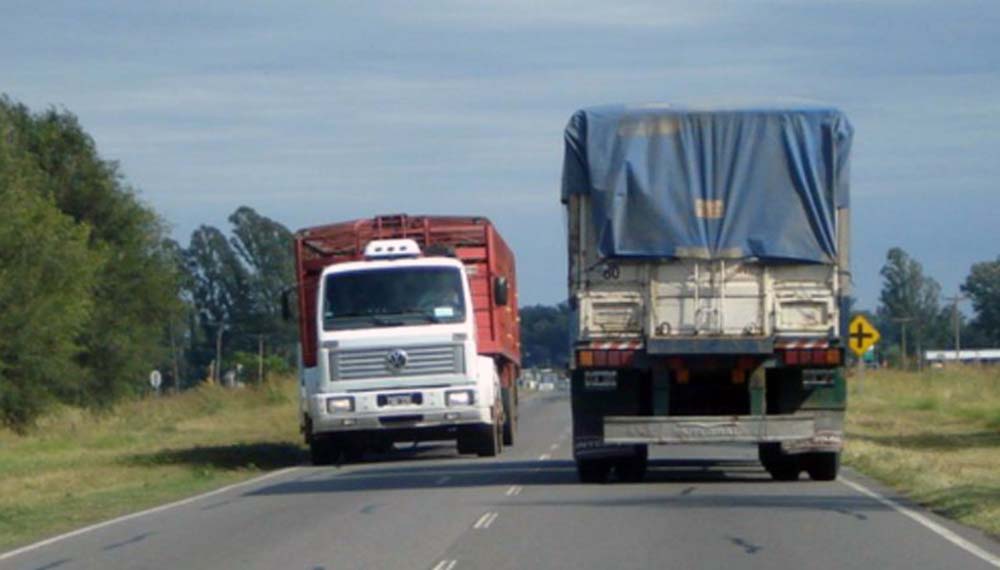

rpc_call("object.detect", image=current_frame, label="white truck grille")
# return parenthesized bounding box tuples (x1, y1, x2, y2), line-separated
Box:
(329, 344, 464, 381)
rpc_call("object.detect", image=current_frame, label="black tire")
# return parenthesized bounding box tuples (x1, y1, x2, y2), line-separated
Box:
(759, 443, 801, 481)
(309, 437, 339, 466)
(615, 446, 649, 483)
(577, 459, 612, 483)
(476, 423, 501, 457)
(501, 386, 517, 447)
(805, 452, 840, 481)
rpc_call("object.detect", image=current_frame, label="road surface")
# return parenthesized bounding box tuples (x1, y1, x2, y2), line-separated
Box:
(3, 391, 999, 569)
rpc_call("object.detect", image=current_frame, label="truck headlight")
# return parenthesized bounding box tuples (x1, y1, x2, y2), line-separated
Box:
(326, 396, 354, 413)
(445, 390, 474, 407)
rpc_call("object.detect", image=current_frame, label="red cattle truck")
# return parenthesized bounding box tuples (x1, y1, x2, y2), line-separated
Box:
(292, 214, 521, 464)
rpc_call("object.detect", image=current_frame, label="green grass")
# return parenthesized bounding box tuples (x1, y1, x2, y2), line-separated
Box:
(845, 366, 1000, 538)
(0, 380, 303, 551)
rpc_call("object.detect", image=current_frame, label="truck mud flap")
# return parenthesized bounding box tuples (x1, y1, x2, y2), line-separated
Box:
(603, 414, 840, 446)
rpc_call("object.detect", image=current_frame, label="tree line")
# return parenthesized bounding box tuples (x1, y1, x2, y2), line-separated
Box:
(0, 98, 298, 430)
(3, 96, 998, 428)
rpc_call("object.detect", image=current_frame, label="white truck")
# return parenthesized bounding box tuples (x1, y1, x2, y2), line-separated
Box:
(562, 105, 853, 482)
(291, 215, 521, 464)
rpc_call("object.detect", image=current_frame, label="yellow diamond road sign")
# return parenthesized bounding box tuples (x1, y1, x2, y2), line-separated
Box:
(848, 315, 881, 357)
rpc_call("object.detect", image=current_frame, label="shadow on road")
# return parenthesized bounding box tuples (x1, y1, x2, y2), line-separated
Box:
(127, 442, 305, 471)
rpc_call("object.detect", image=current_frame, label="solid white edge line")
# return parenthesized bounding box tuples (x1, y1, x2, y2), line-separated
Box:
(840, 477, 1000, 568)
(0, 466, 302, 562)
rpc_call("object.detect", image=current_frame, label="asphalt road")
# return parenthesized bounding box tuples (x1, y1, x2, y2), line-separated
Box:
(4, 391, 999, 570)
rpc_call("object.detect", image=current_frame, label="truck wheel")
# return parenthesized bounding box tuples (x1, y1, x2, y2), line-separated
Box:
(577, 459, 612, 483)
(476, 423, 501, 457)
(759, 443, 801, 481)
(502, 387, 516, 447)
(616, 446, 649, 483)
(805, 452, 840, 481)
(309, 437, 340, 466)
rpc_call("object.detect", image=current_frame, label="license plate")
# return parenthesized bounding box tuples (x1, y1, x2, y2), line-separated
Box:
(584, 371, 618, 391)
(378, 392, 423, 407)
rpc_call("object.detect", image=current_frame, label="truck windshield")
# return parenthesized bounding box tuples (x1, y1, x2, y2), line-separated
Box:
(322, 266, 467, 330)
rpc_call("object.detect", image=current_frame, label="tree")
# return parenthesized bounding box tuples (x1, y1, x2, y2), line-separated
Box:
(1, 95, 184, 409)
(520, 303, 571, 368)
(876, 247, 947, 363)
(961, 257, 1000, 346)
(0, 116, 100, 427)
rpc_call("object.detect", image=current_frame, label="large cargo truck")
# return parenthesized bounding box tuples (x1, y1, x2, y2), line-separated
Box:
(562, 105, 853, 483)
(292, 214, 520, 464)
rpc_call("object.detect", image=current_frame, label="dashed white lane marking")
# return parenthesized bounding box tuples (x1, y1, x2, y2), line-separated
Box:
(473, 512, 499, 529)
(0, 466, 301, 562)
(840, 477, 1000, 568)
(435, 476, 451, 485)
(538, 453, 551, 461)
(505, 485, 523, 496)
(549, 443, 559, 451)
(431, 560, 457, 570)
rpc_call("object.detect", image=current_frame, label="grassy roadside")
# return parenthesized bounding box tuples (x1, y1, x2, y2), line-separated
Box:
(0, 380, 302, 552)
(844, 366, 1000, 538)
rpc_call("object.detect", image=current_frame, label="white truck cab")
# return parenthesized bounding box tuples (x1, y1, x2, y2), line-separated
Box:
(299, 239, 504, 463)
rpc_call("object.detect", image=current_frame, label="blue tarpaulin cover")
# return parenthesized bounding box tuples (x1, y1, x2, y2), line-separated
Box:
(562, 104, 852, 264)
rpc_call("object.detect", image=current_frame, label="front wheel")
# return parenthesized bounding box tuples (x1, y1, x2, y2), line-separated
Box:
(476, 423, 502, 457)
(309, 437, 340, 466)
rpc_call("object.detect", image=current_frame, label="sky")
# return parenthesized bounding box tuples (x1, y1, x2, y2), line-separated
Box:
(2, 1, 998, 309)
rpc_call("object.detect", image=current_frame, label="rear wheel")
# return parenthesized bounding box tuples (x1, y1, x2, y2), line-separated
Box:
(804, 452, 840, 481)
(577, 459, 612, 483)
(615, 446, 649, 483)
(759, 443, 801, 481)
(501, 387, 517, 447)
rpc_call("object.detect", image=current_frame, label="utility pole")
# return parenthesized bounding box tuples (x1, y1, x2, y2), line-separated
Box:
(169, 320, 181, 394)
(891, 317, 914, 370)
(258, 334, 265, 383)
(215, 324, 225, 384)
(944, 294, 967, 364)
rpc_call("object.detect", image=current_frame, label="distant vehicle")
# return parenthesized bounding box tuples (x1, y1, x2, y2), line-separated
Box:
(562, 105, 852, 483)
(538, 381, 555, 392)
(290, 215, 521, 464)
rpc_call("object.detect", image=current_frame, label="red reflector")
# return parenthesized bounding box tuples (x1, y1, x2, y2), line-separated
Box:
(594, 350, 608, 367)
(621, 350, 635, 367)
(607, 351, 622, 367)
(785, 350, 801, 365)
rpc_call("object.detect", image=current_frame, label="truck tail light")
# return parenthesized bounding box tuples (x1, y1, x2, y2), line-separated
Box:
(781, 348, 841, 367)
(826, 348, 842, 365)
(577, 349, 636, 369)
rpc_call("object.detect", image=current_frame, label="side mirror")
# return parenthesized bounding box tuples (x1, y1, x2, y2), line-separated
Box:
(494, 276, 509, 306)
(281, 289, 294, 322)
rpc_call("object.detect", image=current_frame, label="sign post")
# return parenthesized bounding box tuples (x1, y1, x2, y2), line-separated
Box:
(149, 369, 163, 396)
(847, 315, 881, 394)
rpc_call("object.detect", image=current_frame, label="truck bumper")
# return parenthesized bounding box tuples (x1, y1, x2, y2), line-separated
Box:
(309, 387, 492, 436)
(601, 411, 843, 454)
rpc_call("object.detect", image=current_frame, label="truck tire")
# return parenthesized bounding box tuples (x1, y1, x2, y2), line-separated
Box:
(309, 437, 340, 466)
(615, 445, 649, 483)
(477, 422, 502, 457)
(759, 443, 801, 481)
(804, 452, 840, 481)
(576, 459, 612, 483)
(501, 387, 516, 447)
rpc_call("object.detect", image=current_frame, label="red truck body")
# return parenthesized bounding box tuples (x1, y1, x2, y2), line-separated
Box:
(294, 214, 521, 386)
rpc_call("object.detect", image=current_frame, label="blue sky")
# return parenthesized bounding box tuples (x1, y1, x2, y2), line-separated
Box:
(2, 1, 998, 308)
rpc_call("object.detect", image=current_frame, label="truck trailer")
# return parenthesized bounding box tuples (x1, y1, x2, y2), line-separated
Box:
(562, 104, 853, 483)
(292, 214, 521, 464)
